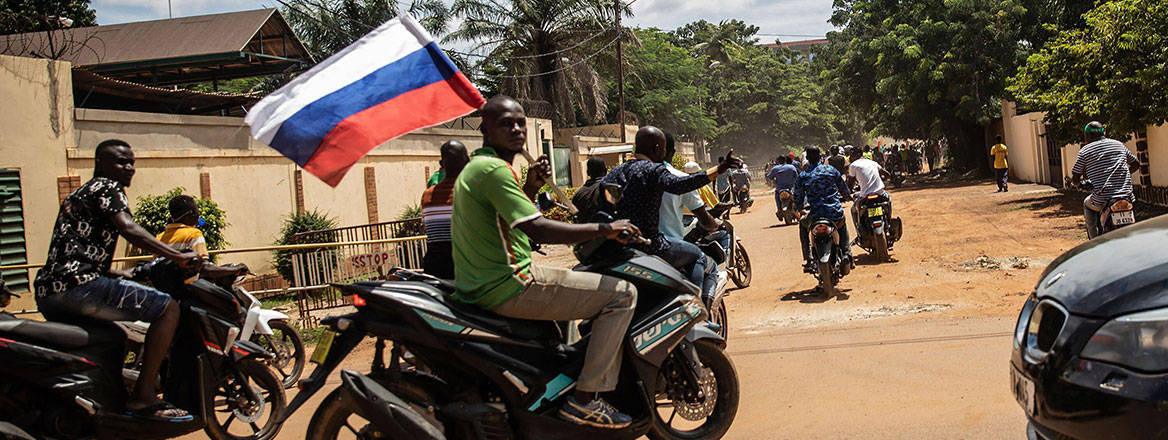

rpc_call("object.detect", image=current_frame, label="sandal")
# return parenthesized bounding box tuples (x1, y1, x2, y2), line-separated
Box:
(126, 401, 194, 422)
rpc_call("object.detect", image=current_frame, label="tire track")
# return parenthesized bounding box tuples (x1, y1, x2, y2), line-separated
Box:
(728, 330, 1013, 356)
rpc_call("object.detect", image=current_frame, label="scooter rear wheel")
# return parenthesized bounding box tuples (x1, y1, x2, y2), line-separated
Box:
(202, 359, 287, 440)
(818, 261, 835, 297)
(873, 233, 889, 263)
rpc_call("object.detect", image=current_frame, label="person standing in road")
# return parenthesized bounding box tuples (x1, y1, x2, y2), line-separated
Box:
(990, 136, 1009, 192)
(420, 140, 469, 279)
(1070, 121, 1140, 239)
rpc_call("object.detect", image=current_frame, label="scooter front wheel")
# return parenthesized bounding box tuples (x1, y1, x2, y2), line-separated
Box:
(649, 340, 739, 440)
(252, 320, 305, 389)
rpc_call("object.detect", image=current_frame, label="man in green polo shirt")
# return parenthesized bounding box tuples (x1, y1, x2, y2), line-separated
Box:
(451, 95, 642, 429)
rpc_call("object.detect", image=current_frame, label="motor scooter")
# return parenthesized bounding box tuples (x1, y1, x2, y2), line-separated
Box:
(853, 193, 902, 262)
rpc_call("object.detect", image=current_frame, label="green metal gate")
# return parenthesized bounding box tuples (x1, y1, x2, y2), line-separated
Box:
(0, 169, 28, 293)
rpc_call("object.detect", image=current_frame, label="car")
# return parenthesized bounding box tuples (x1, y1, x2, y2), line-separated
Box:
(1011, 213, 1168, 440)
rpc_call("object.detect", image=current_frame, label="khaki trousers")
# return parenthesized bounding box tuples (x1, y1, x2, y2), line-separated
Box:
(492, 265, 637, 393)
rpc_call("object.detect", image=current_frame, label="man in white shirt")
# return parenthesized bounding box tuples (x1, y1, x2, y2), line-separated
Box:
(846, 147, 894, 229)
(659, 134, 726, 303)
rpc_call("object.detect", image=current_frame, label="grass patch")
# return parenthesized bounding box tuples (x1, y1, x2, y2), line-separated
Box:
(297, 324, 327, 345)
(260, 293, 297, 309)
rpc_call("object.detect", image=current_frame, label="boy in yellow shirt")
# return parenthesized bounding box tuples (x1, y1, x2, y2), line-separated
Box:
(156, 195, 209, 257)
(990, 136, 1009, 192)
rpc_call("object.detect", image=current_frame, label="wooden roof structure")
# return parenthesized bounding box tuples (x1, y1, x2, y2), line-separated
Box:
(1, 9, 311, 86)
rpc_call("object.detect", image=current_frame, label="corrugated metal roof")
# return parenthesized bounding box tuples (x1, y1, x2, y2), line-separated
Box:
(0, 9, 309, 67)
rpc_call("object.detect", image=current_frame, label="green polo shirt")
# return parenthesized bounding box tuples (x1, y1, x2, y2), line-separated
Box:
(450, 147, 541, 309)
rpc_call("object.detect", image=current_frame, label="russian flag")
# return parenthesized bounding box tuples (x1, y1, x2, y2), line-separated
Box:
(245, 14, 485, 187)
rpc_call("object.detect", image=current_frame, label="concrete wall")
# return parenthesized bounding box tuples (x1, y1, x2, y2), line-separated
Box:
(1146, 125, 1168, 186)
(0, 54, 555, 284)
(0, 55, 74, 310)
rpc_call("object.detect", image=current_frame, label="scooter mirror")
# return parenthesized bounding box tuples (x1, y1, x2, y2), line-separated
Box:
(602, 183, 623, 205)
(536, 192, 556, 211)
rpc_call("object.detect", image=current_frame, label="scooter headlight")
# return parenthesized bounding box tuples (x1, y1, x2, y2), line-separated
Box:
(1080, 307, 1168, 373)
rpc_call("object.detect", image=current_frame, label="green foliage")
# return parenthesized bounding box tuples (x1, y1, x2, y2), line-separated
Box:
(1, 0, 96, 35)
(446, 0, 627, 126)
(826, 0, 1031, 169)
(273, 210, 338, 283)
(1009, 0, 1168, 144)
(187, 76, 290, 96)
(392, 204, 424, 238)
(132, 187, 230, 252)
(281, 0, 450, 60)
(610, 28, 716, 142)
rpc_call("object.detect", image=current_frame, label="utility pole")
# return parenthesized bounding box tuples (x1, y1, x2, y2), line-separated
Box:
(615, 0, 625, 143)
(169, 0, 173, 18)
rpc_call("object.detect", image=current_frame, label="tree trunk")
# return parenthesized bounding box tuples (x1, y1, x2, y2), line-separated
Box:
(946, 122, 990, 174)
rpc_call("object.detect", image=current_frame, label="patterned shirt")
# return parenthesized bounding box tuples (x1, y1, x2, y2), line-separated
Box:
(34, 177, 130, 297)
(794, 163, 850, 221)
(1073, 138, 1138, 206)
(602, 159, 712, 253)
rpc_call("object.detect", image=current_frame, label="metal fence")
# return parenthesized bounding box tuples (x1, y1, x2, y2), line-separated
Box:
(1134, 185, 1168, 206)
(291, 217, 423, 244)
(289, 226, 427, 326)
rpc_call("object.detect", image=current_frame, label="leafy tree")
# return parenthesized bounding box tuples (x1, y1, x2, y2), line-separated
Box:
(1010, 0, 1168, 144)
(826, 0, 1031, 170)
(0, 0, 95, 35)
(446, 0, 629, 126)
(606, 28, 714, 142)
(281, 0, 450, 60)
(273, 210, 338, 283)
(707, 44, 840, 160)
(668, 19, 759, 63)
(132, 188, 230, 260)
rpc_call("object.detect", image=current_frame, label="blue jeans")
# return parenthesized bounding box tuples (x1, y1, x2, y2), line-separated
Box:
(659, 237, 717, 302)
(707, 230, 732, 259)
(37, 276, 172, 322)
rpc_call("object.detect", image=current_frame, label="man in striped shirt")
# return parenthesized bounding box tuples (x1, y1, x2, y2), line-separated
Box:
(1071, 121, 1140, 239)
(420, 140, 467, 279)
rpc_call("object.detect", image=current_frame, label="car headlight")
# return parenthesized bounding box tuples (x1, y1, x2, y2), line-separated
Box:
(1080, 307, 1168, 372)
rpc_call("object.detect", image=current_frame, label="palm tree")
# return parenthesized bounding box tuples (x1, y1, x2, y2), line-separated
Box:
(282, 0, 451, 60)
(447, 0, 631, 125)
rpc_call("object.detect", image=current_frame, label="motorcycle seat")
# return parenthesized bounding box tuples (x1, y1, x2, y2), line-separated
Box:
(443, 300, 566, 342)
(0, 312, 123, 349)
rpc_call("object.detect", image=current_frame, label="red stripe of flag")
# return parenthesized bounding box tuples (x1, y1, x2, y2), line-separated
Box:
(304, 73, 485, 187)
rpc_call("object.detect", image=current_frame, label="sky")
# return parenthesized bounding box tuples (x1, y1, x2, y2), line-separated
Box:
(90, 0, 837, 43)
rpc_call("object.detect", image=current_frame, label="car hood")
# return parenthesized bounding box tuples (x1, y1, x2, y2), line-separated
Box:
(1036, 213, 1168, 317)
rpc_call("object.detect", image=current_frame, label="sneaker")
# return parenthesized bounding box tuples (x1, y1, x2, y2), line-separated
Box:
(559, 397, 632, 429)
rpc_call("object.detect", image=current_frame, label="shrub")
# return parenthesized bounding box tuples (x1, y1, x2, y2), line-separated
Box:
(132, 187, 229, 256)
(541, 187, 578, 223)
(392, 204, 424, 238)
(273, 210, 338, 283)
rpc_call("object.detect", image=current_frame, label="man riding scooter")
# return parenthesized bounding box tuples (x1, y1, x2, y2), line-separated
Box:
(767, 155, 799, 223)
(795, 147, 853, 273)
(1071, 121, 1141, 238)
(451, 96, 647, 428)
(658, 133, 730, 305)
(603, 127, 742, 313)
(33, 139, 199, 422)
(846, 147, 894, 233)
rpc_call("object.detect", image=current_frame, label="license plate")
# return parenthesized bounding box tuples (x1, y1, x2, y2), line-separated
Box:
(867, 207, 884, 217)
(1011, 367, 1036, 416)
(309, 330, 337, 364)
(1111, 210, 1135, 226)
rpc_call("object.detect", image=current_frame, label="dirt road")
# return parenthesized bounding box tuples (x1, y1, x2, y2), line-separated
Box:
(237, 177, 1093, 439)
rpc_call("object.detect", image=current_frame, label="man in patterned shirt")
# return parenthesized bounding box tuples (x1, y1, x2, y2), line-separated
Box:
(602, 127, 742, 302)
(794, 147, 853, 271)
(34, 140, 199, 421)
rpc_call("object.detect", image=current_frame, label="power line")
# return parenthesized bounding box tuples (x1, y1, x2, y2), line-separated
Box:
(495, 35, 620, 78)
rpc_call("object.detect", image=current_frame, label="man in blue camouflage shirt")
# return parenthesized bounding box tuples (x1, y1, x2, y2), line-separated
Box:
(794, 147, 853, 270)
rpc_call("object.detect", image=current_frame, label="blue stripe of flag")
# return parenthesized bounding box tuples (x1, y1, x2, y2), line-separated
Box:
(270, 42, 459, 165)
